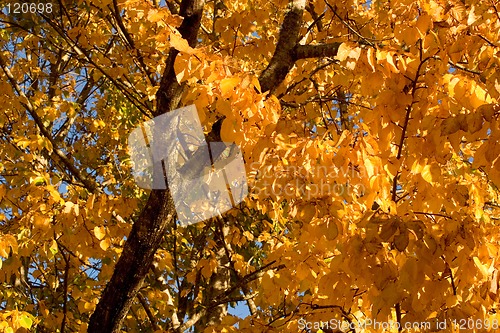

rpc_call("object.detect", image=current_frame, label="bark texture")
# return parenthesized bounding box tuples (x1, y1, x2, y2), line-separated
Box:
(258, 0, 307, 94)
(88, 191, 176, 333)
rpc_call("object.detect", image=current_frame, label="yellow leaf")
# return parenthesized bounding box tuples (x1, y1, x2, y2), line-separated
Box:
(379, 220, 398, 241)
(220, 118, 235, 142)
(385, 52, 399, 73)
(336, 43, 361, 62)
(87, 194, 96, 210)
(100, 238, 111, 251)
(399, 27, 419, 46)
(146, 86, 159, 101)
(220, 77, 240, 97)
(336, 43, 351, 62)
(296, 204, 316, 223)
(420, 164, 433, 183)
(486, 142, 500, 163)
(147, 9, 164, 23)
(78, 300, 96, 313)
(0, 185, 6, 201)
(384, 159, 401, 178)
(394, 231, 409, 252)
(415, 14, 432, 37)
(473, 256, 489, 278)
(31, 176, 47, 186)
(200, 258, 217, 279)
(49, 239, 58, 255)
(364, 156, 377, 178)
(296, 262, 310, 280)
(174, 54, 188, 82)
(216, 99, 232, 117)
(490, 164, 500, 188)
(349, 46, 361, 60)
(47, 185, 64, 205)
(0, 234, 17, 258)
(467, 112, 483, 134)
(478, 103, 497, 121)
(94, 226, 106, 240)
(472, 142, 489, 168)
(467, 5, 479, 26)
(367, 47, 376, 72)
(324, 219, 338, 241)
(410, 159, 423, 175)
(445, 295, 459, 308)
(440, 117, 461, 135)
(360, 71, 384, 95)
(169, 33, 194, 54)
(64, 201, 74, 214)
(33, 213, 50, 229)
(221, 315, 239, 326)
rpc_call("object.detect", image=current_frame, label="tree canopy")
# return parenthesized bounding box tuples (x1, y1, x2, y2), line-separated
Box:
(0, 0, 500, 332)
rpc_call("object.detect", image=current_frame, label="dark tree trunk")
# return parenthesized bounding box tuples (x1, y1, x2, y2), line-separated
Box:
(88, 1, 205, 332)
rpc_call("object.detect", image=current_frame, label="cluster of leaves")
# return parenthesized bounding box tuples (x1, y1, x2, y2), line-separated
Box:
(0, 0, 499, 332)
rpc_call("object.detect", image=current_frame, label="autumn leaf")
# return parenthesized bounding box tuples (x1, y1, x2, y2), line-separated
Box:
(99, 238, 111, 251)
(467, 112, 483, 134)
(94, 226, 106, 240)
(147, 9, 164, 23)
(220, 77, 240, 97)
(440, 117, 461, 135)
(394, 230, 409, 252)
(0, 235, 18, 258)
(336, 43, 361, 62)
(169, 33, 195, 54)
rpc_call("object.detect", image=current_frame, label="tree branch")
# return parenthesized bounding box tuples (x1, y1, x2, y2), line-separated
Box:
(0, 53, 99, 192)
(156, 0, 205, 114)
(110, 0, 155, 85)
(40, 13, 154, 118)
(137, 293, 161, 331)
(258, 0, 307, 94)
(294, 42, 342, 59)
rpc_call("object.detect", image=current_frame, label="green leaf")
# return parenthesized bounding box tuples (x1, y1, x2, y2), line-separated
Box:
(32, 176, 47, 186)
(49, 240, 58, 255)
(19, 314, 33, 329)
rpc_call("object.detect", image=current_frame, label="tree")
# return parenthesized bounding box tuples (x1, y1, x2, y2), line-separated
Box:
(0, 0, 499, 332)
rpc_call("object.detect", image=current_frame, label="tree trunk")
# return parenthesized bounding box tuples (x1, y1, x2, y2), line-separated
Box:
(88, 1, 205, 332)
(88, 191, 176, 332)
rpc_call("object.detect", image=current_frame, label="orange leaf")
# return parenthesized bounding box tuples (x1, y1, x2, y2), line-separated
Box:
(220, 77, 240, 97)
(169, 33, 194, 54)
(100, 238, 111, 251)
